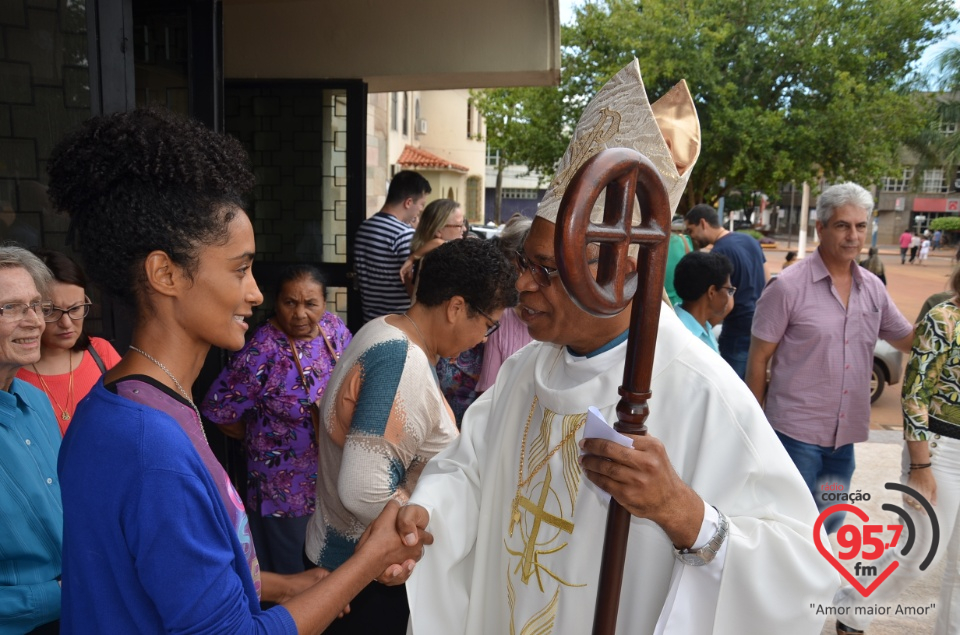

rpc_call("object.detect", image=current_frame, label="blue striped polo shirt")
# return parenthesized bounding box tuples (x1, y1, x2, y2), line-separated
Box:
(354, 211, 415, 323)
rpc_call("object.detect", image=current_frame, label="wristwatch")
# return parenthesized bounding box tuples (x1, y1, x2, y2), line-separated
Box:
(674, 507, 728, 566)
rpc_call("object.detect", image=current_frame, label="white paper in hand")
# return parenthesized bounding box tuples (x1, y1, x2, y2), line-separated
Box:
(580, 406, 634, 503)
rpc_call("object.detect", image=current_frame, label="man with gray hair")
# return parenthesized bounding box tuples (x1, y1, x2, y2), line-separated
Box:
(746, 182, 914, 535)
(0, 245, 63, 634)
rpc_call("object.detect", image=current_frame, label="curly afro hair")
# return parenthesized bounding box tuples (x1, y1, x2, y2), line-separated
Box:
(46, 107, 254, 307)
(415, 238, 518, 314)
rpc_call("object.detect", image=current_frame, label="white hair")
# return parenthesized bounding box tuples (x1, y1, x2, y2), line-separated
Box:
(0, 244, 53, 295)
(817, 183, 873, 225)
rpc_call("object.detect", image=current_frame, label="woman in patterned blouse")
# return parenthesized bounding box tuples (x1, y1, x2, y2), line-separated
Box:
(203, 264, 352, 575)
(863, 264, 960, 635)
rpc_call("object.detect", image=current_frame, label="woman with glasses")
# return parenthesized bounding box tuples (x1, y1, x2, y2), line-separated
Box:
(305, 238, 516, 635)
(16, 249, 120, 434)
(398, 198, 464, 286)
(398, 198, 483, 424)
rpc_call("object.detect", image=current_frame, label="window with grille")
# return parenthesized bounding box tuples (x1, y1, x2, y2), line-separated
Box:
(881, 167, 913, 192)
(502, 188, 538, 199)
(466, 176, 481, 218)
(922, 169, 946, 193)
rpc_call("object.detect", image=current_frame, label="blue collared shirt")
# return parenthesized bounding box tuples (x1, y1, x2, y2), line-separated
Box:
(675, 305, 720, 353)
(0, 378, 63, 632)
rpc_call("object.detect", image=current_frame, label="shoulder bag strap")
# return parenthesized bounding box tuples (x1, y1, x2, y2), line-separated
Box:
(87, 343, 107, 373)
(317, 321, 340, 366)
(285, 334, 309, 385)
(284, 333, 322, 441)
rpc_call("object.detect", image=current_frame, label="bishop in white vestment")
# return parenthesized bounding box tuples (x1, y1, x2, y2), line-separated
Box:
(406, 305, 839, 634)
(398, 59, 840, 635)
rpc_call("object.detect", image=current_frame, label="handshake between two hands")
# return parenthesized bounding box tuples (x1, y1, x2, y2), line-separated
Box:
(356, 499, 434, 586)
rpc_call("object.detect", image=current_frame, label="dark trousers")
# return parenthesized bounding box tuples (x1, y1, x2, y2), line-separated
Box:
(27, 620, 60, 634)
(322, 581, 409, 635)
(248, 513, 311, 574)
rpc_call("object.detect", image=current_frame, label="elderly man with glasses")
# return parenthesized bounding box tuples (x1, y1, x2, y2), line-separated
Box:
(0, 245, 63, 635)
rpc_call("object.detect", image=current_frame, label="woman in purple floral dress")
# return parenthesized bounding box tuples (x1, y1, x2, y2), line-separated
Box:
(202, 264, 351, 574)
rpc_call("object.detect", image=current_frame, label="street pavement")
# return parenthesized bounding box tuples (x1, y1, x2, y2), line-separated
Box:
(763, 240, 954, 634)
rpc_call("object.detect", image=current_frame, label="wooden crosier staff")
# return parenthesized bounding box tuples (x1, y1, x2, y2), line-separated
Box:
(554, 147, 671, 635)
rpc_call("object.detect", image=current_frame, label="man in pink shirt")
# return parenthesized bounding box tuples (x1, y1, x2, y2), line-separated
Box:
(899, 229, 913, 264)
(746, 182, 914, 534)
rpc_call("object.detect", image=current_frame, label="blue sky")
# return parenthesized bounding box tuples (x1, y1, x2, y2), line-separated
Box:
(557, 0, 960, 82)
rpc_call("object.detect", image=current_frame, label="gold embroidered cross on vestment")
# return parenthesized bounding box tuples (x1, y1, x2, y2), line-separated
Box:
(509, 396, 586, 536)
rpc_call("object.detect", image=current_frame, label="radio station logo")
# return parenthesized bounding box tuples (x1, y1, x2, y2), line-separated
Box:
(814, 482, 940, 597)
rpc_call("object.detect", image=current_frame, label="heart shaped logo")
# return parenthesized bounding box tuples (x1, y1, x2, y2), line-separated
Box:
(814, 503, 899, 597)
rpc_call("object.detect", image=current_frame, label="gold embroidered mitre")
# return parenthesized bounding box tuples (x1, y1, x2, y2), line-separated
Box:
(536, 58, 701, 224)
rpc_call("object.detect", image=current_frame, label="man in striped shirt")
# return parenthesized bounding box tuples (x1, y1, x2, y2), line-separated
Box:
(354, 171, 431, 323)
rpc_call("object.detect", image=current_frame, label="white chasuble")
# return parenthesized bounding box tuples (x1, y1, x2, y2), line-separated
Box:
(407, 307, 839, 635)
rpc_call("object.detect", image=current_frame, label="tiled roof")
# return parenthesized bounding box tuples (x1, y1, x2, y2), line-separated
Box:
(397, 144, 469, 172)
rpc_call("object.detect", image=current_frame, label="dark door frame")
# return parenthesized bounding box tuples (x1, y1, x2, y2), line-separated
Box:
(86, 0, 225, 350)
(223, 79, 368, 332)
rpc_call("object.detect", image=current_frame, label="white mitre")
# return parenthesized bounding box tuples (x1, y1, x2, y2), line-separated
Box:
(536, 59, 701, 225)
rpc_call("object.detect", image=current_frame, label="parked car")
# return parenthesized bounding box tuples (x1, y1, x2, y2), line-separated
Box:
(871, 340, 904, 403)
(470, 223, 502, 240)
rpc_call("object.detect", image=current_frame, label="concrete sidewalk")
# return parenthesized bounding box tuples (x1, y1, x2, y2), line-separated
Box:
(819, 430, 944, 635)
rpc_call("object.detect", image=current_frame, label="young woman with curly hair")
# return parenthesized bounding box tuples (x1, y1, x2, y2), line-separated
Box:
(48, 108, 426, 635)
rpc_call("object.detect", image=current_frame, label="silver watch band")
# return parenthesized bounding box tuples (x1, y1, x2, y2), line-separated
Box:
(674, 506, 728, 566)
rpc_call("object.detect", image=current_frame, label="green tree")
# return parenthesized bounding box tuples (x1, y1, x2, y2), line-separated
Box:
(472, 86, 567, 223)
(561, 0, 956, 210)
(901, 45, 960, 195)
(932, 45, 960, 170)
